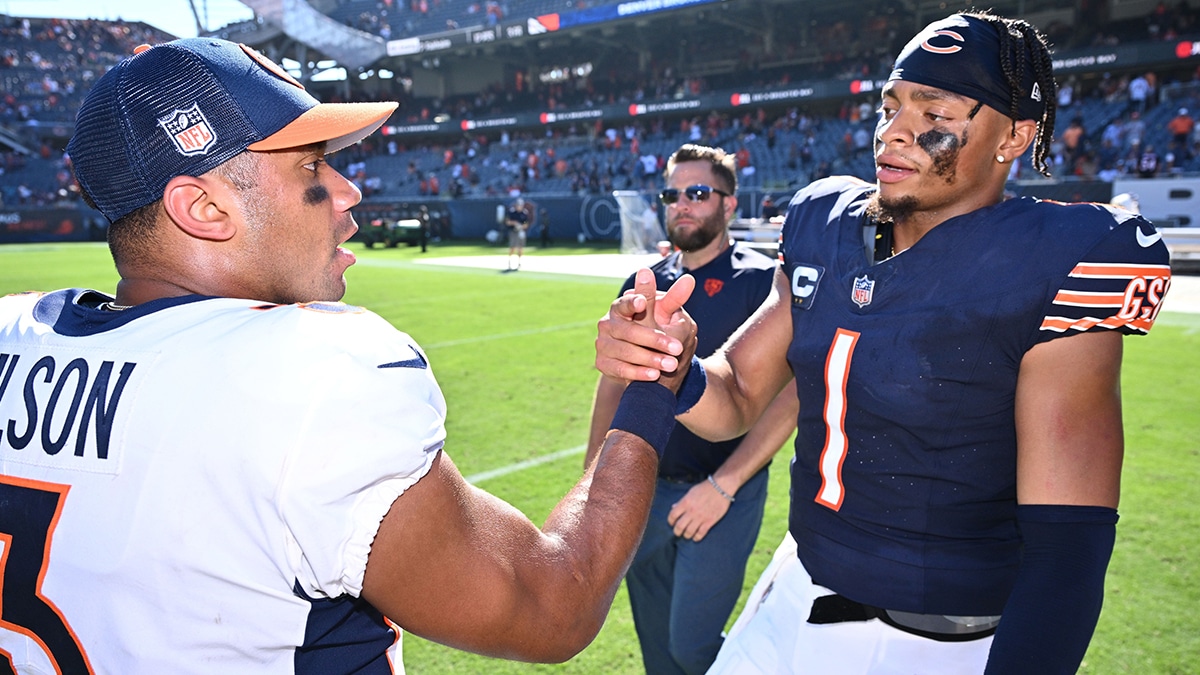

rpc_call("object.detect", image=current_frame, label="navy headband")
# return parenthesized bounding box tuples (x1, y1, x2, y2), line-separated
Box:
(887, 14, 1048, 122)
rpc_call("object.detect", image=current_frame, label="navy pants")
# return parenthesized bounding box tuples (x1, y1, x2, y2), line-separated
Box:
(627, 468, 769, 675)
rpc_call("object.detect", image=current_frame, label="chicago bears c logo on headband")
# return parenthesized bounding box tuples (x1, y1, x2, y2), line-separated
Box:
(920, 29, 964, 54)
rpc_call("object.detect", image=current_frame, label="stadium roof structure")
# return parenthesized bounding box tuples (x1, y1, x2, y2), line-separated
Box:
(217, 0, 1181, 97)
(222, 0, 1097, 77)
(235, 0, 386, 70)
(207, 0, 1199, 139)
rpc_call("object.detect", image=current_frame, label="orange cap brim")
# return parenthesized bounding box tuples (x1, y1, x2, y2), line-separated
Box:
(248, 101, 398, 153)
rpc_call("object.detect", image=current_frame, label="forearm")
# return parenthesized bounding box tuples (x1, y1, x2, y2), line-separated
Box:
(678, 269, 795, 442)
(711, 378, 798, 493)
(678, 346, 793, 443)
(584, 374, 624, 469)
(984, 505, 1117, 674)
(362, 386, 668, 663)
(501, 384, 667, 661)
(524, 428, 659, 655)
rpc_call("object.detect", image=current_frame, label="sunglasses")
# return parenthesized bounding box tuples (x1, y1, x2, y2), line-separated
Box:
(659, 184, 731, 204)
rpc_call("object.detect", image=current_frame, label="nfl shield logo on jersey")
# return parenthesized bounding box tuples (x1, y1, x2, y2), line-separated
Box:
(157, 104, 217, 156)
(851, 275, 875, 308)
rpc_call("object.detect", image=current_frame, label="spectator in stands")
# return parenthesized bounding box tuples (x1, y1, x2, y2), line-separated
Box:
(1168, 107, 1195, 160)
(1057, 76, 1075, 109)
(761, 194, 780, 219)
(1163, 145, 1181, 174)
(1075, 149, 1100, 179)
(853, 123, 872, 157)
(1128, 71, 1152, 113)
(735, 145, 754, 177)
(641, 152, 660, 190)
(1101, 115, 1126, 149)
(1098, 137, 1124, 180)
(1147, 1, 1171, 38)
(1138, 144, 1161, 177)
(857, 99, 874, 122)
(1060, 115, 1086, 165)
(1125, 110, 1147, 151)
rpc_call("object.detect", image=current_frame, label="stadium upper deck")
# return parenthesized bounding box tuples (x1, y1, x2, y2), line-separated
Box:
(6, 0, 1200, 209)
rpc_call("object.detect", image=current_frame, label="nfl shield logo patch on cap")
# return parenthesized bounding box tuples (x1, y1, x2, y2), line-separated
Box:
(851, 275, 875, 308)
(158, 104, 217, 156)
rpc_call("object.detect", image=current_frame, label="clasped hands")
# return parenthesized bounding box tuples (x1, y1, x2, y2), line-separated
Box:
(595, 268, 699, 394)
(598, 269, 727, 539)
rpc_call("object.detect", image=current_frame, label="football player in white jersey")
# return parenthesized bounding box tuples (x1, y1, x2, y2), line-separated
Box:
(0, 39, 696, 674)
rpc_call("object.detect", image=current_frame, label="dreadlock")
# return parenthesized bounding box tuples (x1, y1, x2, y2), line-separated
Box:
(964, 11, 1058, 177)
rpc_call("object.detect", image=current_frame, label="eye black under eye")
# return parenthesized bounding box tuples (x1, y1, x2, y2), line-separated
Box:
(304, 185, 329, 205)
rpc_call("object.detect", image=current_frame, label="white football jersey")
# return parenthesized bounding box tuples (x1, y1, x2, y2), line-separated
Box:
(0, 289, 444, 674)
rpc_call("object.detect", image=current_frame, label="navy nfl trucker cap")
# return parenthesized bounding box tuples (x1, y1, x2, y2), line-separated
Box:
(67, 39, 398, 223)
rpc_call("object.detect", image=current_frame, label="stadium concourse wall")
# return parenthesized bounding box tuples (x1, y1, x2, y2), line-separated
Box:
(4, 177, 1200, 246)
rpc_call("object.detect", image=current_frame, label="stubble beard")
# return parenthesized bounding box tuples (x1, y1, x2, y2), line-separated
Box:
(867, 124, 967, 224)
(668, 207, 725, 252)
(865, 192, 919, 225)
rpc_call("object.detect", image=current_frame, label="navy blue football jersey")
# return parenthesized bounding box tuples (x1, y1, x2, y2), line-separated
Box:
(620, 242, 778, 478)
(779, 177, 1171, 615)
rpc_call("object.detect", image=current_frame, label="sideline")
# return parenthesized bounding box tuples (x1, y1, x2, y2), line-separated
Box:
(465, 445, 587, 485)
(414, 252, 663, 279)
(1164, 273, 1200, 314)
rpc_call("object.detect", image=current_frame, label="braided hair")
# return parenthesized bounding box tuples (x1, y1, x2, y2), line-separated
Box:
(964, 11, 1058, 177)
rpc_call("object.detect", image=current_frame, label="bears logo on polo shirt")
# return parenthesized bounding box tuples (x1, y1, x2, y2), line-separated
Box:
(157, 104, 216, 156)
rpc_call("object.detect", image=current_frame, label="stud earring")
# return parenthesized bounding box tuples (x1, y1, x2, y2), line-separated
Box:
(996, 154, 1006, 163)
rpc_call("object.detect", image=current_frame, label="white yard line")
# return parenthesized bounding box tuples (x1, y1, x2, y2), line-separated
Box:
(424, 321, 595, 349)
(414, 253, 663, 279)
(465, 445, 588, 484)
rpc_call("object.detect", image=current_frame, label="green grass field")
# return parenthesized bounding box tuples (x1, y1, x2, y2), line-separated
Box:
(2, 241, 1197, 674)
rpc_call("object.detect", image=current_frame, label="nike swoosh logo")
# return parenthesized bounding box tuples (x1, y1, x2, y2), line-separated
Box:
(378, 352, 428, 369)
(1136, 227, 1163, 248)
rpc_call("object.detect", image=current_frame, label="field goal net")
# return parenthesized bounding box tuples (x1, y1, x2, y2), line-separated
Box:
(614, 190, 667, 254)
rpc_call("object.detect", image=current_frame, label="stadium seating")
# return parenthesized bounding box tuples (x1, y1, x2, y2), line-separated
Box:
(328, 0, 626, 40)
(4, 2, 1200, 213)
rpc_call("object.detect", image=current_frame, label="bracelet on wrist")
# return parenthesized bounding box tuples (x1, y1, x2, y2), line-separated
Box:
(708, 474, 735, 503)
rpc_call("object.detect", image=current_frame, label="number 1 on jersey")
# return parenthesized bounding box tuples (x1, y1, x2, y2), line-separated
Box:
(816, 328, 859, 510)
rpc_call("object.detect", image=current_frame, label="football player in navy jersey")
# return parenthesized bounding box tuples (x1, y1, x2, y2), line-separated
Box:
(595, 11, 1171, 674)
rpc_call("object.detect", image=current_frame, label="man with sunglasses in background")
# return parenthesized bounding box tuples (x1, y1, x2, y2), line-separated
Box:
(586, 143, 798, 675)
